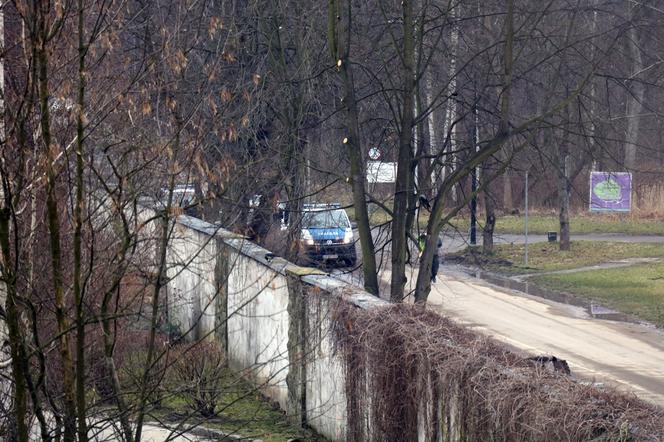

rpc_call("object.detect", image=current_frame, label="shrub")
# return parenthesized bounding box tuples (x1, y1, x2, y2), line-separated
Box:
(171, 341, 226, 417)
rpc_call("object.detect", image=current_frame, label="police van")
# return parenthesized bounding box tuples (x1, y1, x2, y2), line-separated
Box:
(296, 203, 357, 267)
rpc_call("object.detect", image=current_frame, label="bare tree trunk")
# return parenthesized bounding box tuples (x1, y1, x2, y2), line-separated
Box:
(425, 71, 438, 196)
(74, 1, 89, 439)
(414, 1, 428, 199)
(502, 153, 513, 210)
(414, 0, 514, 304)
(102, 288, 133, 442)
(327, 0, 379, 295)
(441, 4, 460, 199)
(0, 5, 26, 439)
(408, 11, 427, 247)
(0, 11, 51, 436)
(558, 121, 571, 251)
(134, 126, 180, 442)
(587, 0, 600, 168)
(263, 4, 308, 261)
(100, 201, 134, 442)
(482, 157, 497, 254)
(38, 14, 78, 438)
(285, 141, 306, 261)
(624, 8, 643, 171)
(0, 210, 29, 442)
(390, 0, 415, 302)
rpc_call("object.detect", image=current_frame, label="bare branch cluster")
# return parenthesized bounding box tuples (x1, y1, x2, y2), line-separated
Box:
(334, 303, 664, 441)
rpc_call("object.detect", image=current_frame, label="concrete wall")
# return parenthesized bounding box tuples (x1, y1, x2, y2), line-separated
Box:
(226, 250, 290, 410)
(167, 222, 218, 340)
(162, 214, 664, 442)
(164, 215, 384, 441)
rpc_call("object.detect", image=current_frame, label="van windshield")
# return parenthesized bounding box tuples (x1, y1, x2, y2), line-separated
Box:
(302, 209, 350, 229)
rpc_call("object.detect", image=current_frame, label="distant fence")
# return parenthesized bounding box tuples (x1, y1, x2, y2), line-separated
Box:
(162, 213, 664, 441)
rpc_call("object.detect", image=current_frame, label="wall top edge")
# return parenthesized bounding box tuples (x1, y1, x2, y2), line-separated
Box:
(175, 214, 388, 310)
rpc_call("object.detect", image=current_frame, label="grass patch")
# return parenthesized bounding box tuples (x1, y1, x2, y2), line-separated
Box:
(114, 339, 318, 441)
(346, 205, 664, 236)
(531, 262, 664, 327)
(210, 376, 308, 442)
(148, 367, 320, 441)
(452, 213, 664, 235)
(448, 241, 664, 274)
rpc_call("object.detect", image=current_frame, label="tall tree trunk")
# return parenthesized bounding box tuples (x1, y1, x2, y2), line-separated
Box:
(38, 15, 78, 439)
(100, 207, 134, 442)
(285, 138, 306, 261)
(390, 0, 415, 302)
(101, 283, 133, 441)
(502, 154, 513, 210)
(74, 1, 88, 438)
(0, 5, 28, 439)
(408, 19, 427, 243)
(425, 71, 438, 197)
(0, 210, 29, 442)
(558, 113, 571, 251)
(441, 4, 460, 199)
(264, 5, 307, 261)
(1, 15, 51, 436)
(414, 0, 514, 304)
(624, 8, 643, 171)
(587, 0, 601, 168)
(134, 124, 180, 442)
(327, 0, 379, 295)
(482, 157, 497, 254)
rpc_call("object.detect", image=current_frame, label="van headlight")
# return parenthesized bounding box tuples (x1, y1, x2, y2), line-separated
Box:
(343, 228, 353, 244)
(301, 229, 314, 245)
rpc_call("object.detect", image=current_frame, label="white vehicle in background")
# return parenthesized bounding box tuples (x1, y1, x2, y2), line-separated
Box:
(159, 184, 197, 209)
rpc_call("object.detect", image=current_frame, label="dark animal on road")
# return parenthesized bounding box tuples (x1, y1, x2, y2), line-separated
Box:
(527, 355, 571, 375)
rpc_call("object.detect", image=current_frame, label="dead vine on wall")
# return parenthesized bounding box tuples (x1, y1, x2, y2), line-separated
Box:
(333, 303, 664, 442)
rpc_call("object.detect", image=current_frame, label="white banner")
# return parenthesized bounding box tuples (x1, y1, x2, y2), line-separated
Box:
(366, 161, 397, 183)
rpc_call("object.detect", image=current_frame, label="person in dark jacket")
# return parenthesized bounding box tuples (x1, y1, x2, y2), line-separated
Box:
(431, 236, 442, 283)
(418, 234, 443, 283)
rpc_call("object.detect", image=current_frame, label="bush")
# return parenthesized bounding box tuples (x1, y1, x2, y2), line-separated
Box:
(171, 341, 226, 417)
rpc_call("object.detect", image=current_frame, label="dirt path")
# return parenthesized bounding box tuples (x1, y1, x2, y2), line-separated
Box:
(425, 267, 664, 407)
(339, 233, 664, 407)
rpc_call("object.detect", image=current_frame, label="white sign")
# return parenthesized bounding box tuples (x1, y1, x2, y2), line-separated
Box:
(368, 147, 381, 160)
(366, 161, 397, 183)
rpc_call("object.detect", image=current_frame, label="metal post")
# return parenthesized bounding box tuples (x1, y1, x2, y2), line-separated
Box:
(525, 170, 529, 266)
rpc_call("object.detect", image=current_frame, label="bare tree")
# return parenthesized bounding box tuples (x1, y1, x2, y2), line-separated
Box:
(327, 0, 380, 295)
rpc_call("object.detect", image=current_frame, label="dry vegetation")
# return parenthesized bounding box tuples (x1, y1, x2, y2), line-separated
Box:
(334, 303, 664, 441)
